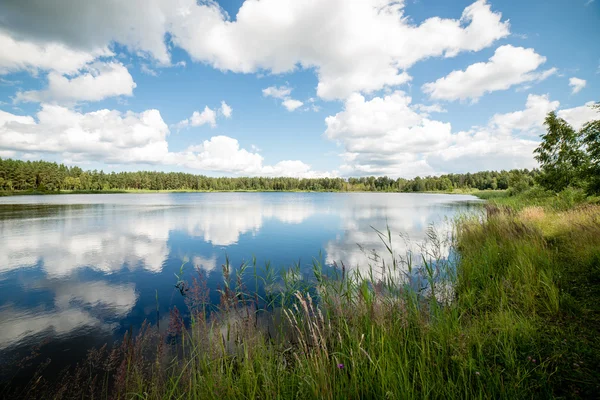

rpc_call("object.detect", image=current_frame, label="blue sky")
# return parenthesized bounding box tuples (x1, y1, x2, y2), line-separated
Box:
(0, 0, 598, 178)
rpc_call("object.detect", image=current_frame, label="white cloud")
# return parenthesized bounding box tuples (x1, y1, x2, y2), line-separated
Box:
(489, 93, 559, 135)
(261, 160, 323, 177)
(427, 126, 540, 173)
(0, 150, 16, 158)
(220, 101, 233, 118)
(262, 86, 292, 99)
(0, 30, 112, 75)
(569, 77, 586, 94)
(0, 105, 330, 177)
(177, 136, 334, 177)
(0, 105, 170, 164)
(140, 64, 158, 76)
(169, 0, 509, 99)
(0, 0, 509, 99)
(325, 92, 453, 176)
(282, 98, 304, 112)
(325, 92, 452, 154)
(178, 135, 264, 172)
(15, 62, 136, 104)
(177, 106, 217, 129)
(177, 101, 234, 129)
(414, 104, 447, 114)
(558, 101, 599, 130)
(323, 91, 597, 177)
(422, 45, 555, 101)
(263, 85, 303, 111)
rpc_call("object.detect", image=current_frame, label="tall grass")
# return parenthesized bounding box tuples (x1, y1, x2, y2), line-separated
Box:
(7, 201, 600, 399)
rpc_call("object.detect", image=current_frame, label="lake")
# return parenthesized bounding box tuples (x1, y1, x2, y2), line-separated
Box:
(0, 192, 480, 380)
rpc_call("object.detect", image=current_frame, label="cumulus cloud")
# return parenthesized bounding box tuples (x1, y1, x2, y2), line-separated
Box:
(220, 101, 233, 118)
(176, 101, 234, 129)
(263, 85, 304, 112)
(282, 98, 304, 112)
(169, 0, 509, 99)
(323, 91, 597, 177)
(262, 86, 292, 99)
(414, 104, 447, 114)
(0, 30, 112, 75)
(489, 94, 559, 135)
(15, 62, 136, 104)
(0, 105, 331, 177)
(177, 135, 264, 172)
(422, 45, 556, 101)
(324, 92, 452, 176)
(558, 101, 599, 130)
(0, 0, 510, 99)
(176, 106, 218, 129)
(569, 77, 586, 94)
(0, 105, 170, 164)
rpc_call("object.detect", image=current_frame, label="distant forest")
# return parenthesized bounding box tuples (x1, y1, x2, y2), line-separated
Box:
(0, 157, 536, 193)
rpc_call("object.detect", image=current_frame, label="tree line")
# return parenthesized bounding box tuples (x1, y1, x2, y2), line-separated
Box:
(0, 157, 537, 193)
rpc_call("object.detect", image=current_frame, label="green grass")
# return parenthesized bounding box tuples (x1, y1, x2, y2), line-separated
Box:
(474, 186, 600, 211)
(8, 192, 600, 399)
(470, 189, 510, 200)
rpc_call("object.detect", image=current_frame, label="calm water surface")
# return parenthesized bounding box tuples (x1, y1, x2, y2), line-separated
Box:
(0, 192, 480, 377)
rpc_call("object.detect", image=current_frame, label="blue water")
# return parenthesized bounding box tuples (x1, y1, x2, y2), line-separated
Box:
(0, 192, 480, 375)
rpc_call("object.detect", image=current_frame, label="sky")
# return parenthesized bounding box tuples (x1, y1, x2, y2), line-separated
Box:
(0, 0, 598, 179)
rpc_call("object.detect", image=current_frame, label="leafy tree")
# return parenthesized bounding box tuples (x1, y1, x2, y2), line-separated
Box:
(534, 112, 588, 192)
(580, 103, 600, 194)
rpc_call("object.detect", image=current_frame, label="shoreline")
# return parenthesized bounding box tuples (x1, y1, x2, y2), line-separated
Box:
(0, 188, 503, 197)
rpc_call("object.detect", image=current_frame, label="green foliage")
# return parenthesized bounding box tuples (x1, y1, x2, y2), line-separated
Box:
(507, 170, 534, 196)
(0, 156, 537, 194)
(534, 108, 599, 193)
(581, 103, 600, 195)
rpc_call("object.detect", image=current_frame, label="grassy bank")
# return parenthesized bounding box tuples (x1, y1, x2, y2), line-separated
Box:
(6, 192, 600, 399)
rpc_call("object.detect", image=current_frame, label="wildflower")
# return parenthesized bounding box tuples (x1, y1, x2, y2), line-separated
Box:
(532, 359, 536, 364)
(337, 363, 344, 369)
(475, 371, 480, 376)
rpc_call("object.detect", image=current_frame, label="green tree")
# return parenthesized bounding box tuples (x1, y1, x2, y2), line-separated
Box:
(581, 103, 600, 194)
(534, 112, 588, 192)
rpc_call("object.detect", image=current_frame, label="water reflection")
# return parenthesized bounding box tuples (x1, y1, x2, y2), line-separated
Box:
(0, 193, 479, 372)
(0, 194, 318, 276)
(0, 307, 105, 351)
(324, 194, 478, 274)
